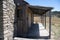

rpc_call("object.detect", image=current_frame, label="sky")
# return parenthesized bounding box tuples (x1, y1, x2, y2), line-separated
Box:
(25, 0, 60, 11)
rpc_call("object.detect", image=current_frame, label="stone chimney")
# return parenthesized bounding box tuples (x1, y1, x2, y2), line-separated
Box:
(14, 0, 24, 6)
(0, 0, 16, 40)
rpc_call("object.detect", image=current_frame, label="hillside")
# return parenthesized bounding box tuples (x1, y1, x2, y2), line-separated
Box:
(51, 11, 60, 17)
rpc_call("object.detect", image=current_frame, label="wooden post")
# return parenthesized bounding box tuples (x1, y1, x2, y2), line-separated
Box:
(43, 15, 44, 26)
(49, 11, 51, 38)
(41, 15, 42, 23)
(41, 15, 44, 25)
(45, 14, 46, 29)
(22, 4, 28, 37)
(31, 13, 34, 24)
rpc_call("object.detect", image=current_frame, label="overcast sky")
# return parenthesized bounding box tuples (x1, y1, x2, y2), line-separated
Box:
(25, 0, 60, 11)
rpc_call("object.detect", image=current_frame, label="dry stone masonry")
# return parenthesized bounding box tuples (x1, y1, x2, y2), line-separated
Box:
(0, 0, 3, 40)
(0, 0, 16, 40)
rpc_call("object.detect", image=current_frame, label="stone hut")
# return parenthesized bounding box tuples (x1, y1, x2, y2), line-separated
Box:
(0, 0, 53, 40)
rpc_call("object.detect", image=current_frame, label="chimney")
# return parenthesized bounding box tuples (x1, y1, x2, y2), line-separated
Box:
(14, 0, 24, 6)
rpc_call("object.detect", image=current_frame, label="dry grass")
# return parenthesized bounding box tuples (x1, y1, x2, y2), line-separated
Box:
(34, 16, 60, 40)
(46, 16, 60, 40)
(51, 16, 60, 40)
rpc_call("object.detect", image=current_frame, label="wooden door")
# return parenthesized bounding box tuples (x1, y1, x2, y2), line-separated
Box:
(17, 9, 23, 36)
(16, 6, 28, 37)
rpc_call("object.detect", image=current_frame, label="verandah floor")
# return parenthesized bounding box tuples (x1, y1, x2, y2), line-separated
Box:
(14, 23, 49, 40)
(27, 22, 49, 39)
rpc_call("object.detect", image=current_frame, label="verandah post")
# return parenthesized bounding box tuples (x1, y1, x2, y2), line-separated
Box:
(49, 11, 51, 38)
(45, 13, 46, 29)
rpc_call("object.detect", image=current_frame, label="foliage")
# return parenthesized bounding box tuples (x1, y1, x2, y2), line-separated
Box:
(51, 11, 60, 18)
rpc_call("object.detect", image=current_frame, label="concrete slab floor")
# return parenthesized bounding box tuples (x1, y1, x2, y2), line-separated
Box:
(27, 23, 49, 37)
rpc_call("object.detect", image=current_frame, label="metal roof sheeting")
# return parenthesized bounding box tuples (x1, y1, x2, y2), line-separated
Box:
(28, 5, 53, 15)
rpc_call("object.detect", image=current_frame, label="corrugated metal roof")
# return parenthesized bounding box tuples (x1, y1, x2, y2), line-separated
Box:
(28, 5, 53, 15)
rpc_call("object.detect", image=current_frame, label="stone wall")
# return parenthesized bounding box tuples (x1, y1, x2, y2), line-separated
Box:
(3, 0, 15, 40)
(0, 0, 3, 40)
